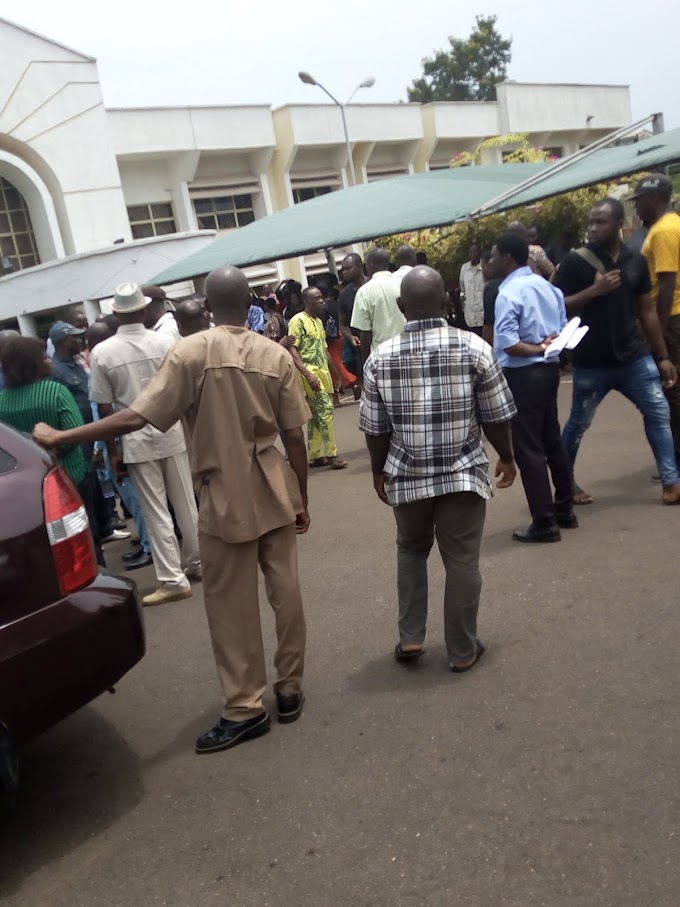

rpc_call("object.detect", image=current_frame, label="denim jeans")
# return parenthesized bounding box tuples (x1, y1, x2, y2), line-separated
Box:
(114, 474, 151, 556)
(562, 355, 680, 488)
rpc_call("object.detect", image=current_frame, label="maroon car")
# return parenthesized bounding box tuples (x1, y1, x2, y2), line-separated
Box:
(0, 422, 145, 794)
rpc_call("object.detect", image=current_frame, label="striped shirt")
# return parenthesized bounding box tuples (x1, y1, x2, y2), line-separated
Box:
(359, 318, 517, 506)
(0, 378, 88, 485)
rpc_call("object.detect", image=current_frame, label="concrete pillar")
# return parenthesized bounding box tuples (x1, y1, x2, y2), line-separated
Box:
(83, 300, 101, 324)
(171, 182, 198, 232)
(17, 314, 37, 337)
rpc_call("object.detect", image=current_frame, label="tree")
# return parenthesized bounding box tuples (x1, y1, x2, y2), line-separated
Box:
(407, 16, 511, 104)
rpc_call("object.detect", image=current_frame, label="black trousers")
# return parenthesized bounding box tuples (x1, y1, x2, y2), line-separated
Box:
(77, 469, 106, 568)
(504, 363, 572, 528)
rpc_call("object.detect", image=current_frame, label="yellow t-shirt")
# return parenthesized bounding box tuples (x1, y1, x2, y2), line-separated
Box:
(642, 212, 680, 316)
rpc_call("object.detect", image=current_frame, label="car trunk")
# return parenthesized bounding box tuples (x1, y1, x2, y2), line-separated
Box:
(0, 427, 62, 622)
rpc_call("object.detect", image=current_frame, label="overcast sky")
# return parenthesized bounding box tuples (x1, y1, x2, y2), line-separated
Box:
(3, 0, 679, 127)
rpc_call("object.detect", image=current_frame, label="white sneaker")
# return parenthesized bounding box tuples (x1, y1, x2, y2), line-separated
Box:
(101, 529, 132, 543)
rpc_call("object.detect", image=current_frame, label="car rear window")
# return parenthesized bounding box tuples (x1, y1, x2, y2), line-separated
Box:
(0, 447, 17, 475)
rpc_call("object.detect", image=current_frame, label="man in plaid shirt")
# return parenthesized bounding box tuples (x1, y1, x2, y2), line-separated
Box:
(359, 266, 517, 673)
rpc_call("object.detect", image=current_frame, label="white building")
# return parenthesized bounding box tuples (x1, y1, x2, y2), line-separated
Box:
(0, 17, 634, 334)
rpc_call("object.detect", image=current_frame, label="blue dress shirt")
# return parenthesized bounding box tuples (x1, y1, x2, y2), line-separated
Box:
(493, 266, 567, 369)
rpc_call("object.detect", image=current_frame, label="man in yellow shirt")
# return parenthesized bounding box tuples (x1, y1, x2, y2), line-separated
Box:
(635, 174, 680, 462)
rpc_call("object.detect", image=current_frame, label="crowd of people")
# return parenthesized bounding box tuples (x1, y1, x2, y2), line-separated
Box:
(0, 172, 678, 756)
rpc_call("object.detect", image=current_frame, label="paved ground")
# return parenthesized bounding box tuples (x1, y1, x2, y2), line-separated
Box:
(2, 384, 679, 906)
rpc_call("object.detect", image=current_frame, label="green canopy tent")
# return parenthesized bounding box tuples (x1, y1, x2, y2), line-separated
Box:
(151, 127, 680, 285)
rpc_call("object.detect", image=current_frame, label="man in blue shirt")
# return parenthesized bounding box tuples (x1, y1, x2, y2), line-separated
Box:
(490, 232, 576, 543)
(247, 299, 266, 334)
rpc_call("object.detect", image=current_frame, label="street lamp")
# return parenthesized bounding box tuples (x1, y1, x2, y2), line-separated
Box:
(298, 72, 375, 186)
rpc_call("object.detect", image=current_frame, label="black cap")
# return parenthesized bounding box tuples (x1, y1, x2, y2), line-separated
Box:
(630, 172, 673, 200)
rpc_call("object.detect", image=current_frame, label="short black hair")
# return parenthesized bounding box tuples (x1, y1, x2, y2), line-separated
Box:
(594, 197, 625, 221)
(0, 336, 50, 388)
(469, 241, 481, 251)
(366, 247, 391, 270)
(342, 252, 363, 266)
(97, 313, 120, 333)
(495, 232, 530, 266)
(301, 286, 321, 302)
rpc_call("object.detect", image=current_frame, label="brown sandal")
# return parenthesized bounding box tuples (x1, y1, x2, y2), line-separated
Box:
(309, 458, 328, 468)
(328, 457, 348, 470)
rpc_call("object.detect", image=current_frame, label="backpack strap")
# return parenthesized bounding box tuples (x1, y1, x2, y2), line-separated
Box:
(574, 247, 607, 274)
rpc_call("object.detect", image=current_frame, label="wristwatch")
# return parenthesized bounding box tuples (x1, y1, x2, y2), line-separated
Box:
(540, 341, 548, 351)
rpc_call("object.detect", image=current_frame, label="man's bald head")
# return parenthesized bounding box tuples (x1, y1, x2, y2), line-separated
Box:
(175, 299, 209, 337)
(205, 266, 252, 326)
(396, 244, 417, 267)
(86, 321, 114, 351)
(399, 266, 445, 321)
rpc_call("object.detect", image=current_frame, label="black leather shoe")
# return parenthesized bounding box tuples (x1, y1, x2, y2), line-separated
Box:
(195, 712, 270, 754)
(512, 525, 561, 543)
(556, 512, 579, 529)
(124, 552, 153, 571)
(276, 691, 305, 724)
(122, 546, 143, 563)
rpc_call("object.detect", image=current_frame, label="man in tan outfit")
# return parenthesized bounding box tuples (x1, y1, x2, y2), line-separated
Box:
(33, 267, 311, 755)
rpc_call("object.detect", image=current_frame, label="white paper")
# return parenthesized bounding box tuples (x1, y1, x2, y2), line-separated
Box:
(543, 317, 589, 358)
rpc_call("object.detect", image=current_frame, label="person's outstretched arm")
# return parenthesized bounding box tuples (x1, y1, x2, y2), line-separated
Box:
(34, 408, 146, 451)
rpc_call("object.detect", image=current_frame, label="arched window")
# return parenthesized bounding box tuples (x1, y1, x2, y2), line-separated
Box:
(0, 177, 40, 274)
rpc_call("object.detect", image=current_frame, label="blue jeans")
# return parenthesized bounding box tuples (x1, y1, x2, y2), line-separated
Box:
(97, 442, 150, 555)
(562, 355, 680, 488)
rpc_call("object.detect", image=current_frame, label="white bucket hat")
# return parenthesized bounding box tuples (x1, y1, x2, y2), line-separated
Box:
(112, 282, 152, 314)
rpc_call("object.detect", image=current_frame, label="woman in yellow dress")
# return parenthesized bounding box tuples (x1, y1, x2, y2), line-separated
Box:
(287, 287, 348, 469)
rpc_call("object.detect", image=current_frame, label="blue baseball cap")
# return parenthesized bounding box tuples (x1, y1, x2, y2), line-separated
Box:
(48, 321, 86, 343)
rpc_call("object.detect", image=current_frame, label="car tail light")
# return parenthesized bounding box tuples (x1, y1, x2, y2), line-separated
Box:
(43, 467, 97, 596)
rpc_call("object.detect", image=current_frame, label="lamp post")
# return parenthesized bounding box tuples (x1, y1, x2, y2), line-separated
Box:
(298, 72, 375, 187)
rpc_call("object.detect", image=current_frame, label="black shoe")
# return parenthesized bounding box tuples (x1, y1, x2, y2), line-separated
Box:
(112, 518, 128, 531)
(556, 512, 579, 529)
(129, 537, 141, 547)
(512, 524, 561, 543)
(124, 551, 153, 571)
(276, 691, 305, 724)
(195, 712, 270, 754)
(122, 546, 143, 562)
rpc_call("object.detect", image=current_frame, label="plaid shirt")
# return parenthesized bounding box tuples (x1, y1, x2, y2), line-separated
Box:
(359, 318, 517, 506)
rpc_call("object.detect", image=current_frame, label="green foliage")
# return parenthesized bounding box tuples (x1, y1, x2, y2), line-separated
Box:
(407, 16, 511, 103)
(451, 134, 557, 168)
(375, 183, 624, 284)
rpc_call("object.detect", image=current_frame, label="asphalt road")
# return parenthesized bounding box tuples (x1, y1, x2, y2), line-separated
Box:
(2, 384, 679, 906)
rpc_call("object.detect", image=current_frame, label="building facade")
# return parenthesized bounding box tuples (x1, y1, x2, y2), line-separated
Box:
(0, 17, 634, 333)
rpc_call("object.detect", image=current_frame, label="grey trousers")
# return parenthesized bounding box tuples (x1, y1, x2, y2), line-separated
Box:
(393, 492, 486, 664)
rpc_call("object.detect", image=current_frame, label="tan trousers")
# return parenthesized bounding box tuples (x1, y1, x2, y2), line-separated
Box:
(200, 523, 306, 721)
(128, 453, 200, 590)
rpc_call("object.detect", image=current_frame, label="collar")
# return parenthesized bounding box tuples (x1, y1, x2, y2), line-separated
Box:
(500, 266, 532, 289)
(587, 242, 632, 264)
(464, 261, 482, 271)
(53, 353, 79, 366)
(405, 318, 448, 332)
(153, 312, 175, 329)
(371, 270, 397, 282)
(117, 323, 148, 334)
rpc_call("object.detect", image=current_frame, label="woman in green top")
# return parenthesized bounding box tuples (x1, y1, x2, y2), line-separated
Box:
(0, 336, 105, 565)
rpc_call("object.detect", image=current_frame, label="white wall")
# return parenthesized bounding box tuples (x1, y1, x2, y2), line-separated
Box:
(497, 83, 632, 134)
(0, 19, 131, 257)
